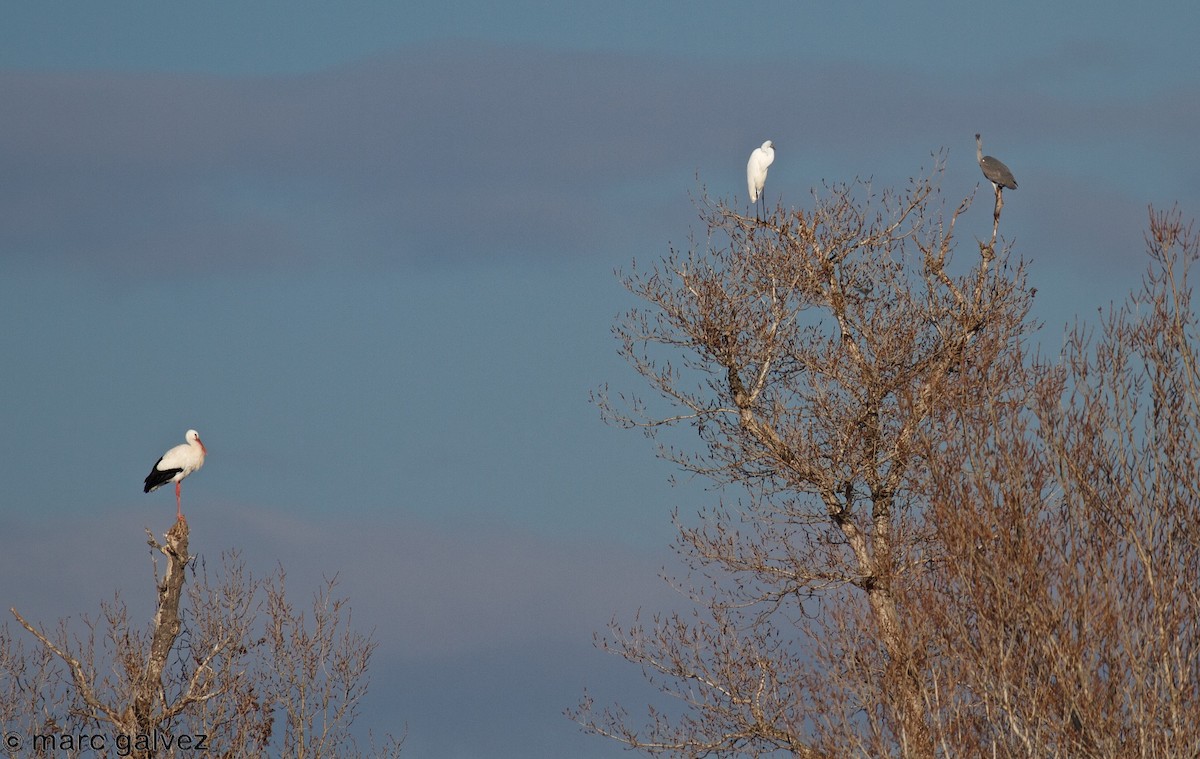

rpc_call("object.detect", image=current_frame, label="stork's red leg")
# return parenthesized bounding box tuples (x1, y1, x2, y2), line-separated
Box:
(175, 481, 184, 521)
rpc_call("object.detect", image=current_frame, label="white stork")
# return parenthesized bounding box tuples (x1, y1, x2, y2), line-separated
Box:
(143, 429, 206, 521)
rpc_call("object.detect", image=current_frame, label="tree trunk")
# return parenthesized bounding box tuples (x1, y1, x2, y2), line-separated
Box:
(126, 519, 191, 754)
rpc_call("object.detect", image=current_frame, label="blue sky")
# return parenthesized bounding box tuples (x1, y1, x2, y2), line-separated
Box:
(1, 2, 1198, 756)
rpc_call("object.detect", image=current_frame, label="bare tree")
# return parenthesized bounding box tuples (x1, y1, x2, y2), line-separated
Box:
(0, 617, 70, 756)
(2, 520, 403, 758)
(911, 206, 1200, 757)
(263, 572, 386, 759)
(573, 160, 1200, 757)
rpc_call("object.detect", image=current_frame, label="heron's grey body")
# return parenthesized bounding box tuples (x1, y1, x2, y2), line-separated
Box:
(975, 133, 1017, 190)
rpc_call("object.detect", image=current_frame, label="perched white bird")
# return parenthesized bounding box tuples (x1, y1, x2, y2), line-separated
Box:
(746, 140, 776, 217)
(144, 429, 207, 521)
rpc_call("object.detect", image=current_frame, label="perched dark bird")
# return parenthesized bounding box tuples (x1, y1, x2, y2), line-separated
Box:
(975, 133, 1017, 191)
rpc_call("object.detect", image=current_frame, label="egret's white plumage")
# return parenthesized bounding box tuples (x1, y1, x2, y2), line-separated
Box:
(747, 140, 776, 208)
(144, 429, 206, 521)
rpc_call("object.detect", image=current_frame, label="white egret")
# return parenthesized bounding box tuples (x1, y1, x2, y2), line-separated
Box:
(746, 140, 775, 220)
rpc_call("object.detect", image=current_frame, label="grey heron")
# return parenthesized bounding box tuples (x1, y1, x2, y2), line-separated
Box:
(976, 133, 1017, 243)
(975, 133, 1017, 191)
